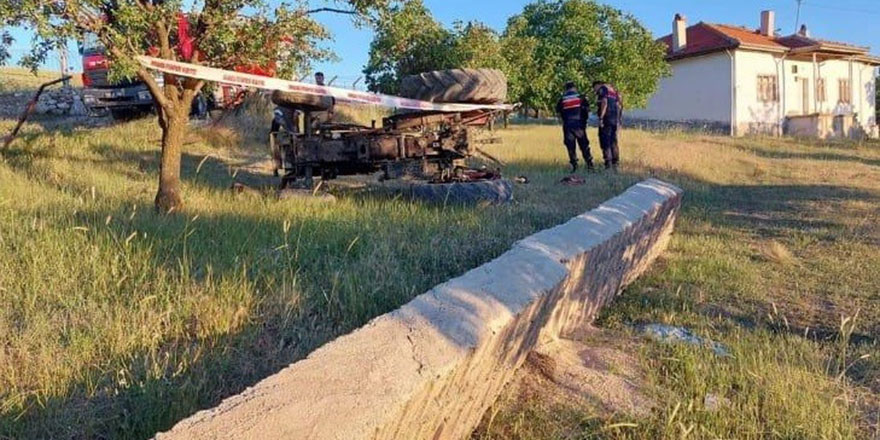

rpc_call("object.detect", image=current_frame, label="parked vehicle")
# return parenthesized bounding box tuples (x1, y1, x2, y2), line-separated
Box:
(79, 33, 157, 119)
(78, 20, 269, 120)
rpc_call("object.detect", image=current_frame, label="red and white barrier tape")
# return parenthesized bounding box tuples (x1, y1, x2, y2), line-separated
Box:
(138, 56, 512, 113)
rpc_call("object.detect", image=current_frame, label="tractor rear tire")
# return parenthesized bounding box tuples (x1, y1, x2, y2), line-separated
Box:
(271, 90, 335, 112)
(409, 179, 513, 205)
(399, 69, 508, 104)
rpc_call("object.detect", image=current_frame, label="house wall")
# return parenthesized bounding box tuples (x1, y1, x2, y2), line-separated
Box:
(631, 46, 877, 138)
(734, 51, 878, 138)
(628, 52, 731, 131)
(733, 50, 782, 135)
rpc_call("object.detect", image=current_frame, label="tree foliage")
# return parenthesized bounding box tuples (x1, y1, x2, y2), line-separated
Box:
(363, 0, 668, 110)
(503, 0, 669, 111)
(1, 0, 386, 212)
(363, 0, 455, 94)
(363, 0, 505, 94)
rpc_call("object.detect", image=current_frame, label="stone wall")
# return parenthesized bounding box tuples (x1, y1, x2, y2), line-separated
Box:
(36, 86, 87, 116)
(154, 179, 683, 440)
(625, 117, 732, 135)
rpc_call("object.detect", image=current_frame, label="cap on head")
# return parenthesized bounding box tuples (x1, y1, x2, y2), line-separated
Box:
(564, 81, 577, 90)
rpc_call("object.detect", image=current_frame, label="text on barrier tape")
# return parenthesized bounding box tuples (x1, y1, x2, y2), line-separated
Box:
(138, 56, 513, 113)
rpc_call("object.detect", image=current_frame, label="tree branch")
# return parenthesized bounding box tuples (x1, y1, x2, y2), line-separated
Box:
(135, 65, 172, 111)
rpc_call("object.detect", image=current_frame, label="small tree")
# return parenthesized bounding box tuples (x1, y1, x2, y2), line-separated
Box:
(363, 0, 506, 94)
(502, 0, 669, 111)
(1, 0, 386, 212)
(363, 0, 455, 94)
(451, 21, 508, 72)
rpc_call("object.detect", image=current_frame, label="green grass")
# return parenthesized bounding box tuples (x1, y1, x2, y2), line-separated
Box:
(476, 129, 880, 439)
(0, 113, 635, 438)
(1, 108, 879, 438)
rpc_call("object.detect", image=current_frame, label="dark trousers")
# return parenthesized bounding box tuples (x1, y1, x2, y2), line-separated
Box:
(562, 125, 592, 166)
(599, 123, 620, 168)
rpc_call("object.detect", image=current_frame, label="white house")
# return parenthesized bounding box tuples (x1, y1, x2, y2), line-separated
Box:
(630, 11, 879, 138)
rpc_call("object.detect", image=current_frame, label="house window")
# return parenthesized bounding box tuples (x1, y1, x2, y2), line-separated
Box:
(838, 79, 852, 104)
(757, 75, 778, 102)
(816, 78, 826, 103)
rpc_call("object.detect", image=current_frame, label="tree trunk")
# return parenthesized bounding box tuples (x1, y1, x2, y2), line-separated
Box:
(154, 110, 188, 213)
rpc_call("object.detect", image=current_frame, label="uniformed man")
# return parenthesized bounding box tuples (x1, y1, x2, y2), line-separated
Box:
(310, 71, 335, 129)
(593, 81, 623, 170)
(555, 81, 594, 173)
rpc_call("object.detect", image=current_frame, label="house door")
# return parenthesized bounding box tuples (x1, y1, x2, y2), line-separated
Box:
(800, 78, 810, 114)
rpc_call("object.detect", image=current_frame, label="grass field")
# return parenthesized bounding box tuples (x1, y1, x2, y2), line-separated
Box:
(0, 67, 82, 92)
(475, 129, 880, 438)
(1, 106, 879, 438)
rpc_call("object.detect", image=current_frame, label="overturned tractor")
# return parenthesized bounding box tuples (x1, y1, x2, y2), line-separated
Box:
(268, 69, 513, 203)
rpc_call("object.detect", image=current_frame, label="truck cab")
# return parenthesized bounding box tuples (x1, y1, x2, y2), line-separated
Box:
(80, 33, 159, 119)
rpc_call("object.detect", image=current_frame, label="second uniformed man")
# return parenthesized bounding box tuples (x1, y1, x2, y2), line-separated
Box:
(555, 81, 594, 173)
(593, 81, 623, 171)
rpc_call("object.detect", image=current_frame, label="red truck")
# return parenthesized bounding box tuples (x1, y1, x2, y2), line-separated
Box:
(79, 33, 160, 119)
(78, 17, 275, 119)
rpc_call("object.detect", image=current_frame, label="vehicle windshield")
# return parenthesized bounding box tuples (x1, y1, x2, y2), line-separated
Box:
(81, 33, 105, 55)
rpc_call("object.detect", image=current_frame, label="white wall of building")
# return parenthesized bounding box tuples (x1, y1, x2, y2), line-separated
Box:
(855, 63, 877, 135)
(629, 52, 731, 125)
(733, 50, 782, 134)
(633, 46, 877, 137)
(733, 51, 876, 136)
(785, 58, 877, 135)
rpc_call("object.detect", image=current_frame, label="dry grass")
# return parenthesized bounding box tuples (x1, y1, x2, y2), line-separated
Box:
(0, 111, 627, 438)
(1, 106, 879, 439)
(0, 66, 83, 92)
(758, 240, 796, 266)
(476, 126, 880, 439)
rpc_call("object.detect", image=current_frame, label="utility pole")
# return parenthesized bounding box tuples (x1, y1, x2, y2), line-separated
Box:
(794, 0, 804, 32)
(58, 41, 69, 87)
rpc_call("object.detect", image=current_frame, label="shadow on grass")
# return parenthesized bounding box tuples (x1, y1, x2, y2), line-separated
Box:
(3, 125, 880, 438)
(1, 150, 623, 438)
(740, 146, 880, 168)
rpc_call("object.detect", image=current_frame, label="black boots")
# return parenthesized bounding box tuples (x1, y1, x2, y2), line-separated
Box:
(570, 161, 596, 173)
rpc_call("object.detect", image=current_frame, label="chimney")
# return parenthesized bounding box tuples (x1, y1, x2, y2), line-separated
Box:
(673, 13, 687, 52)
(798, 24, 810, 37)
(760, 10, 775, 37)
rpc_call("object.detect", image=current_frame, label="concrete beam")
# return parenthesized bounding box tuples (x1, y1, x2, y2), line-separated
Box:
(155, 179, 683, 440)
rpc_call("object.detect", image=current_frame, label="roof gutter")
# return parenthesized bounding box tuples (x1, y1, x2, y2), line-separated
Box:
(666, 43, 787, 62)
(737, 43, 788, 53)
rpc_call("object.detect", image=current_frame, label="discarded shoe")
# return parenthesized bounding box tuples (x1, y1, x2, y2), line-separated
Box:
(559, 175, 587, 186)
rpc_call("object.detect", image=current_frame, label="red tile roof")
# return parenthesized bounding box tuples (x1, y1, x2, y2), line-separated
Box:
(659, 21, 872, 61)
(709, 24, 788, 51)
(658, 22, 736, 60)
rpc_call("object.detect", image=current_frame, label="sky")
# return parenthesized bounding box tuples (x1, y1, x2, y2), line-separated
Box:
(4, 0, 880, 83)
